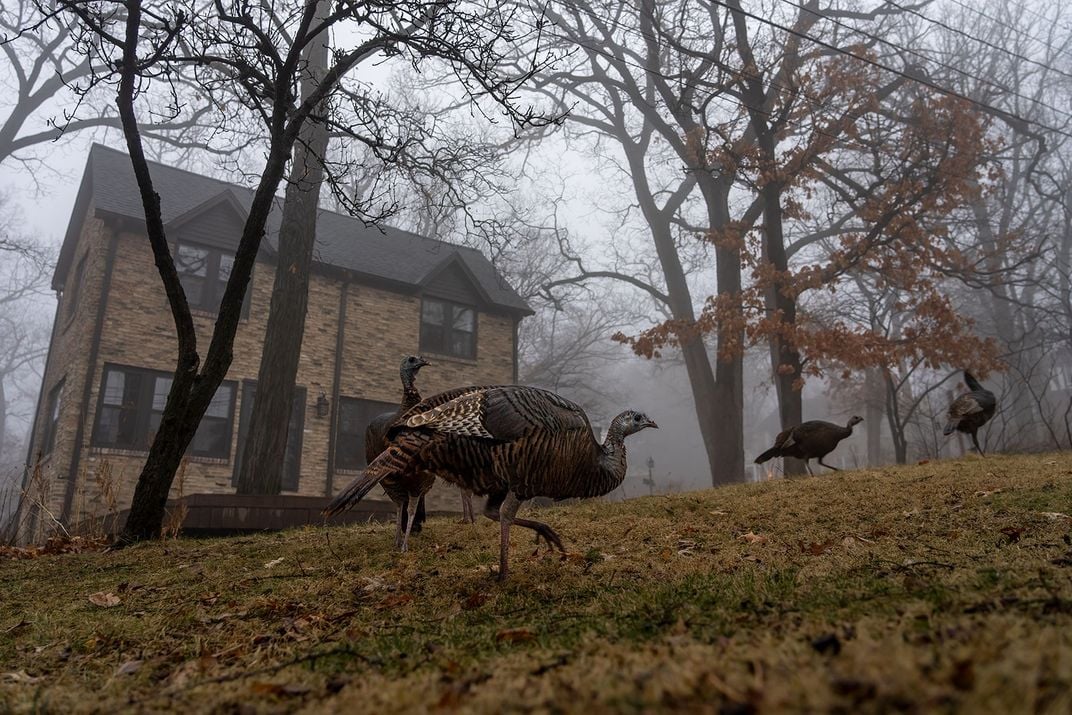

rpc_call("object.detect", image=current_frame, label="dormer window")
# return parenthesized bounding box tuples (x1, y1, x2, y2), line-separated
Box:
(420, 298, 476, 359)
(176, 241, 234, 314)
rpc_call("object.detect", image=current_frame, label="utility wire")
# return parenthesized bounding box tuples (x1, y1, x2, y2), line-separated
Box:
(774, 0, 1072, 123)
(942, 0, 1062, 48)
(882, 0, 1072, 82)
(702, 0, 1072, 142)
(543, 0, 1062, 192)
(551, 28, 1011, 192)
(549, 0, 1071, 150)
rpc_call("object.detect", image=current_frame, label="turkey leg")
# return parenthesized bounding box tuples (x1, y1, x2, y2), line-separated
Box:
(400, 494, 422, 552)
(483, 491, 565, 555)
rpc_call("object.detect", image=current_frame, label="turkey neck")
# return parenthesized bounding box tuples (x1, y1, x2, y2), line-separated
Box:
(580, 421, 630, 498)
(400, 369, 421, 411)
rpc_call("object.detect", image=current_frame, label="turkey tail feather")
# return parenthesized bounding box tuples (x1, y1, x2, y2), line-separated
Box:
(943, 420, 958, 436)
(963, 371, 984, 392)
(754, 447, 780, 464)
(323, 433, 430, 517)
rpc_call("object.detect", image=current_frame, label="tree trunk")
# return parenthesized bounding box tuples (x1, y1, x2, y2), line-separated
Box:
(865, 368, 883, 465)
(759, 178, 805, 475)
(697, 174, 745, 485)
(116, 0, 301, 540)
(0, 379, 7, 458)
(236, 11, 330, 495)
(883, 370, 908, 464)
(618, 138, 744, 485)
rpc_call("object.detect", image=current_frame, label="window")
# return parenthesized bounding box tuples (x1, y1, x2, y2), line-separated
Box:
(232, 382, 305, 491)
(420, 298, 476, 359)
(175, 241, 235, 314)
(335, 397, 396, 471)
(65, 255, 87, 321)
(42, 380, 64, 455)
(92, 364, 236, 458)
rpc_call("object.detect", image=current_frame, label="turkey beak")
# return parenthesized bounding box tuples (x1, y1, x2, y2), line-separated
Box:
(418, 357, 432, 368)
(645, 418, 659, 429)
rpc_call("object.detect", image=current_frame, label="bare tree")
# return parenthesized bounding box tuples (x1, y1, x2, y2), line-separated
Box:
(523, 0, 748, 485)
(41, 0, 558, 541)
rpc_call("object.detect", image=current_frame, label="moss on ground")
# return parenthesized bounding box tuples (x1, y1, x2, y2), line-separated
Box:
(2, 453, 1072, 713)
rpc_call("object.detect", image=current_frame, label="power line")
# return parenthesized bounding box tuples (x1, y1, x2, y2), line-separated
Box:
(549, 0, 1071, 148)
(702, 0, 1072, 142)
(772, 0, 1072, 129)
(942, 0, 1063, 49)
(541, 0, 1063, 194)
(882, 0, 1072, 82)
(548, 26, 1018, 191)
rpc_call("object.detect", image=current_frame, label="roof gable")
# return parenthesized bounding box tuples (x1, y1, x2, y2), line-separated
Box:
(167, 191, 247, 250)
(54, 144, 533, 316)
(420, 253, 490, 307)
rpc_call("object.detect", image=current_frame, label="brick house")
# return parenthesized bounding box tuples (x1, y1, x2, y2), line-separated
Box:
(20, 144, 531, 531)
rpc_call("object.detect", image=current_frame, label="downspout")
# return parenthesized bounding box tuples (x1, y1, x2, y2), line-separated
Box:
(60, 227, 120, 524)
(324, 277, 350, 496)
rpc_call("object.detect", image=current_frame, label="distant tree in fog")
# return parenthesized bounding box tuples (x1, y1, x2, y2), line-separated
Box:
(0, 0, 224, 174)
(0, 199, 50, 466)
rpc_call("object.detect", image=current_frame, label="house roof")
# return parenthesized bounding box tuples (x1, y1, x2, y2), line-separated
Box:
(55, 144, 532, 316)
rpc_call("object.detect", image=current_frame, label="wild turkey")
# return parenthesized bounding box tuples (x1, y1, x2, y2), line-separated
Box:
(326, 384, 657, 580)
(364, 357, 476, 545)
(754, 416, 863, 475)
(362, 355, 433, 551)
(943, 371, 996, 455)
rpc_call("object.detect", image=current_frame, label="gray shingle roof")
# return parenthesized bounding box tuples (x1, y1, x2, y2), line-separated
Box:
(56, 144, 531, 315)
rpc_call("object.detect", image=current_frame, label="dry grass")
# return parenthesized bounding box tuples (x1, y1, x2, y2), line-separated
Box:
(2, 453, 1072, 713)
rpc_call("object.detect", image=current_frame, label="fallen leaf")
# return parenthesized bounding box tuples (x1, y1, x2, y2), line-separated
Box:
(360, 576, 392, 592)
(811, 632, 841, 655)
(88, 592, 121, 608)
(376, 593, 413, 610)
(496, 627, 535, 644)
(800, 540, 835, 555)
(116, 660, 142, 676)
(462, 592, 488, 610)
(738, 531, 767, 544)
(263, 557, 285, 569)
(2, 671, 42, 684)
(951, 659, 975, 690)
(1038, 512, 1071, 520)
(708, 510, 728, 516)
(1000, 526, 1025, 544)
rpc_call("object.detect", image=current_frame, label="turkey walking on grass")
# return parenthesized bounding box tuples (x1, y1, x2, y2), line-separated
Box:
(362, 355, 434, 551)
(754, 416, 863, 475)
(326, 384, 657, 580)
(363, 357, 476, 549)
(943, 371, 996, 455)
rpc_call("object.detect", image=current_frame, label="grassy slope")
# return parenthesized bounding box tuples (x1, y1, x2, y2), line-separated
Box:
(2, 453, 1072, 713)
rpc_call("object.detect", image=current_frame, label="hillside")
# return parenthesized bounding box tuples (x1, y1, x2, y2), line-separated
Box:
(2, 453, 1072, 713)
